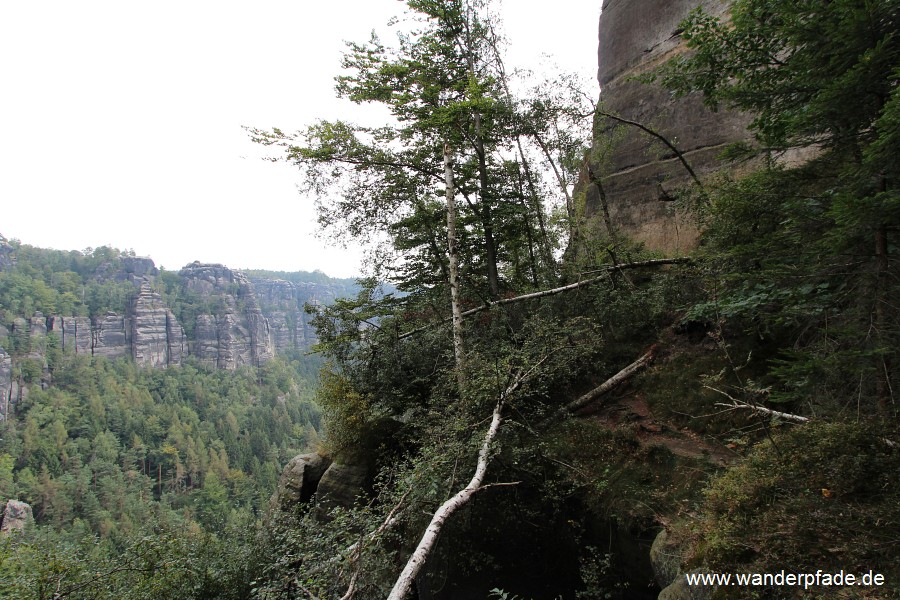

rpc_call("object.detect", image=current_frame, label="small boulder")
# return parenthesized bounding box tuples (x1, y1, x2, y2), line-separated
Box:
(650, 528, 683, 588)
(658, 568, 715, 600)
(315, 461, 370, 510)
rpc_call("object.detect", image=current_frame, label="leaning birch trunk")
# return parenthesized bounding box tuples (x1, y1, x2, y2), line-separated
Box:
(445, 143, 466, 387)
(386, 401, 504, 600)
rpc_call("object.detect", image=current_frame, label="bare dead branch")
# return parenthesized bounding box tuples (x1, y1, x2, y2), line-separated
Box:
(386, 401, 504, 600)
(386, 358, 546, 600)
(596, 110, 703, 187)
(704, 385, 810, 423)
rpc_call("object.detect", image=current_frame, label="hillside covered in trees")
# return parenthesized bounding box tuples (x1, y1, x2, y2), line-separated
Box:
(0, 240, 344, 597)
(2, 0, 898, 599)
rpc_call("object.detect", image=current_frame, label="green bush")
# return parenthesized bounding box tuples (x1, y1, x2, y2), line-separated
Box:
(686, 421, 899, 597)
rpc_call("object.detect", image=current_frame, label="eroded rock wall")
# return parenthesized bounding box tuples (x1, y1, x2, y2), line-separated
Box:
(179, 263, 274, 369)
(130, 281, 185, 368)
(0, 348, 12, 421)
(0, 245, 353, 412)
(586, 0, 749, 253)
(251, 278, 348, 354)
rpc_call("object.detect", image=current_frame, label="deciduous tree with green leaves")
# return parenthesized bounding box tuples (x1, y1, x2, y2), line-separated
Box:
(658, 0, 900, 413)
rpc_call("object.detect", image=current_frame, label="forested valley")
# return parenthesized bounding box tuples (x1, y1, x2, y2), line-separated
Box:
(0, 241, 329, 597)
(2, 0, 899, 599)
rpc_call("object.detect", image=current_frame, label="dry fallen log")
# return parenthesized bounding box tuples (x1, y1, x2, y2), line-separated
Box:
(705, 386, 898, 448)
(704, 385, 810, 423)
(549, 348, 655, 421)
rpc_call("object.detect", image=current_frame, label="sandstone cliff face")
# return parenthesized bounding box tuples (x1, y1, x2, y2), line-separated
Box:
(129, 282, 185, 368)
(53, 316, 93, 355)
(0, 347, 12, 421)
(251, 278, 349, 354)
(586, 0, 749, 253)
(91, 312, 130, 360)
(179, 263, 274, 369)
(0, 246, 354, 420)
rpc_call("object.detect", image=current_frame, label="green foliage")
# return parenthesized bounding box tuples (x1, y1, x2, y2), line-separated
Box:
(0, 242, 141, 325)
(249, 0, 590, 298)
(0, 517, 262, 600)
(658, 1, 899, 153)
(683, 422, 900, 598)
(1, 352, 321, 537)
(656, 0, 900, 414)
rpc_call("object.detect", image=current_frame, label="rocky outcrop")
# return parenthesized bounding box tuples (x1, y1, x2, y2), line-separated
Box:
(658, 568, 715, 600)
(94, 255, 158, 284)
(585, 0, 750, 254)
(272, 453, 332, 511)
(2, 250, 352, 377)
(0, 347, 12, 421)
(0, 499, 33, 534)
(650, 529, 683, 589)
(315, 461, 370, 510)
(251, 278, 351, 354)
(179, 263, 274, 369)
(92, 312, 130, 360)
(52, 316, 93, 355)
(42, 283, 186, 368)
(129, 282, 185, 368)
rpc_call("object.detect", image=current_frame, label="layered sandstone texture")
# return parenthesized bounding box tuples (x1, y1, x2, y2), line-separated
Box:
(587, 0, 750, 253)
(179, 263, 274, 369)
(0, 249, 355, 416)
(251, 278, 350, 354)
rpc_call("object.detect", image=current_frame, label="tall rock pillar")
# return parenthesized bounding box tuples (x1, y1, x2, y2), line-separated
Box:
(585, 0, 749, 253)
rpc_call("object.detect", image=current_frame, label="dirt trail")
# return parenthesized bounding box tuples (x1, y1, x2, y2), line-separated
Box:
(577, 393, 737, 466)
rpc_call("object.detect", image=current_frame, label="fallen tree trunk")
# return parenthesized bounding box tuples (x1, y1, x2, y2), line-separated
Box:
(549, 348, 655, 422)
(398, 258, 691, 340)
(706, 384, 810, 424)
(386, 358, 546, 600)
(386, 401, 504, 600)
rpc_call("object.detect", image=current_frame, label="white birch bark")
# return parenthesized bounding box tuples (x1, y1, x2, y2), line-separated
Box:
(445, 143, 466, 383)
(386, 401, 503, 600)
(554, 348, 655, 418)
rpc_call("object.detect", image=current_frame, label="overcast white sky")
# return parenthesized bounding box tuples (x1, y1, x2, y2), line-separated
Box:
(1, 1, 600, 278)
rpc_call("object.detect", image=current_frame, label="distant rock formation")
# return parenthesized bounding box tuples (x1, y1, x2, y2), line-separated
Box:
(129, 281, 185, 368)
(0, 246, 356, 417)
(179, 263, 274, 369)
(585, 0, 750, 253)
(251, 277, 350, 354)
(0, 500, 33, 534)
(0, 347, 12, 421)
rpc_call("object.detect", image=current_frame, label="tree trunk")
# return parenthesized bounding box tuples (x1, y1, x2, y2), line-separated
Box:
(398, 258, 691, 339)
(515, 138, 556, 274)
(875, 222, 890, 411)
(387, 401, 504, 600)
(555, 348, 655, 418)
(587, 160, 617, 242)
(445, 144, 466, 388)
(474, 112, 501, 298)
